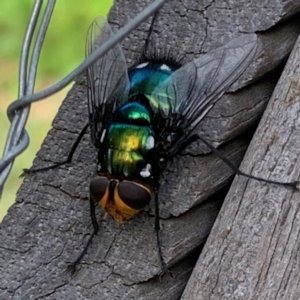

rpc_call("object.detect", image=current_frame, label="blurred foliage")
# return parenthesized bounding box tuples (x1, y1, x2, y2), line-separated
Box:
(0, 0, 113, 77)
(0, 0, 113, 221)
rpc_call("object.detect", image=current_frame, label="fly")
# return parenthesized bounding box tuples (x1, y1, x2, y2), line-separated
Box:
(22, 16, 298, 276)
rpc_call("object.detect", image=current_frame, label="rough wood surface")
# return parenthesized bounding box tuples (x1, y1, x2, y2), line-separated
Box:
(1, 1, 300, 299)
(181, 29, 300, 300)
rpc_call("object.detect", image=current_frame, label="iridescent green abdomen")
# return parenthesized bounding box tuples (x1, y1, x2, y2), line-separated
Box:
(129, 62, 177, 98)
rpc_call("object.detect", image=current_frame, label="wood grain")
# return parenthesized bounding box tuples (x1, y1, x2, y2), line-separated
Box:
(1, 0, 300, 299)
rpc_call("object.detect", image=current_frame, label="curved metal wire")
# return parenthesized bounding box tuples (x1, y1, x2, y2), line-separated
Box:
(0, 0, 56, 196)
(0, 0, 167, 198)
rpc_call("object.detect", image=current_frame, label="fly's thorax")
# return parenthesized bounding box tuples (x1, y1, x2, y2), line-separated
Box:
(101, 102, 156, 179)
(107, 124, 153, 155)
(90, 176, 152, 223)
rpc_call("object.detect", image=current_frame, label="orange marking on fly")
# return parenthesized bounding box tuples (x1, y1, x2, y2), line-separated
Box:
(90, 176, 152, 224)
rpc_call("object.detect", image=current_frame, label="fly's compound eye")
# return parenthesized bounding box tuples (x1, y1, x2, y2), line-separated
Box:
(118, 181, 151, 210)
(90, 177, 109, 201)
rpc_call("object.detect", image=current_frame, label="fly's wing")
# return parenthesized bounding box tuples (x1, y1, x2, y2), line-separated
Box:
(86, 16, 129, 149)
(150, 34, 258, 155)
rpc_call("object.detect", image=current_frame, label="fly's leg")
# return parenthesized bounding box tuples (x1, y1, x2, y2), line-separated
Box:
(67, 194, 99, 275)
(141, 10, 158, 59)
(191, 134, 299, 189)
(154, 187, 173, 279)
(21, 122, 89, 177)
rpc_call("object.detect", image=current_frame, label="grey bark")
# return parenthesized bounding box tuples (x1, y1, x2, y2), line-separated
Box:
(1, 0, 300, 299)
(181, 30, 300, 300)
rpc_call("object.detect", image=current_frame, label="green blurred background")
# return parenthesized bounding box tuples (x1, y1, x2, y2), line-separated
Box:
(0, 0, 113, 221)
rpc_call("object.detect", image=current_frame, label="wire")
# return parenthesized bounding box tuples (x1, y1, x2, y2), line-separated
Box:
(0, 0, 56, 196)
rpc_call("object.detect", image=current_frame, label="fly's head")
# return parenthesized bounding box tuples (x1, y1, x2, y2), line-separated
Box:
(90, 176, 153, 223)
